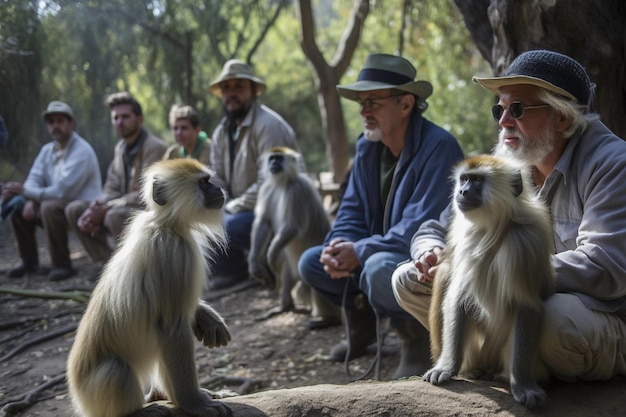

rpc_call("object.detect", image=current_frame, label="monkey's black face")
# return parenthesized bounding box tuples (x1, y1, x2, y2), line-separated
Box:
(455, 173, 484, 212)
(268, 154, 284, 175)
(199, 176, 225, 209)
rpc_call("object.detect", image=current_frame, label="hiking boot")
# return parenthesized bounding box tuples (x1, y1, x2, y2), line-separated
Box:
(8, 263, 40, 278)
(48, 267, 77, 281)
(391, 319, 432, 379)
(328, 295, 377, 362)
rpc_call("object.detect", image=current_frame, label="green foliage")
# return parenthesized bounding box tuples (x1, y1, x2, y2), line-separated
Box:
(0, 0, 497, 180)
(0, 0, 44, 176)
(336, 0, 497, 156)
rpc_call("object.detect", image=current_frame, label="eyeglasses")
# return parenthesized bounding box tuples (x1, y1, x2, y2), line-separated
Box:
(357, 93, 404, 111)
(491, 102, 551, 120)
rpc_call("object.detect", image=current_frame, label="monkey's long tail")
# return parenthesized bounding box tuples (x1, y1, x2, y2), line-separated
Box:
(342, 275, 385, 382)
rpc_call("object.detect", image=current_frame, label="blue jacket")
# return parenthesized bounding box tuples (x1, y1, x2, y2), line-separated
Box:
(326, 113, 463, 263)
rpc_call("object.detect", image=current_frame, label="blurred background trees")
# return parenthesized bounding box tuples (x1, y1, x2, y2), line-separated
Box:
(1, 0, 622, 183)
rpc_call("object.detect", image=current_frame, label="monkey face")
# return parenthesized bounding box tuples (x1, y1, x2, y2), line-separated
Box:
(455, 173, 484, 213)
(199, 176, 225, 209)
(268, 154, 284, 175)
(142, 158, 226, 233)
(453, 155, 527, 219)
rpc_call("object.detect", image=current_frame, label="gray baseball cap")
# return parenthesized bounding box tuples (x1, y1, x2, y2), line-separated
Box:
(42, 100, 74, 120)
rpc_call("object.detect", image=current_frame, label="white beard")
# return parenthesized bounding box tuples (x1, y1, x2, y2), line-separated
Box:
(364, 127, 382, 142)
(494, 126, 555, 165)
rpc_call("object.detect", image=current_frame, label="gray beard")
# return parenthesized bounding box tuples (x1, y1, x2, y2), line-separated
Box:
(494, 126, 555, 165)
(364, 127, 382, 142)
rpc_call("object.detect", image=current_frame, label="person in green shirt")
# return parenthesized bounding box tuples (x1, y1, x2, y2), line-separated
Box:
(163, 104, 211, 166)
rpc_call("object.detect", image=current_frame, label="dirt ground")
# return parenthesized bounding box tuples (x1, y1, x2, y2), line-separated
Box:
(0, 223, 400, 417)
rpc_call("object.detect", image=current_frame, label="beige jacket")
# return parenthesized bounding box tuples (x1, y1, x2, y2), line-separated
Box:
(99, 129, 167, 206)
(210, 102, 299, 212)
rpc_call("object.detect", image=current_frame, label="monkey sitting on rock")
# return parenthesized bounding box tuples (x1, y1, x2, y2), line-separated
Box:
(67, 159, 232, 417)
(248, 146, 340, 328)
(424, 155, 555, 409)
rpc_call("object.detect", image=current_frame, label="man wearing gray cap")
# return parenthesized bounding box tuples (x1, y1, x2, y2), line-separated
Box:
(393, 50, 626, 382)
(208, 59, 300, 290)
(1, 101, 102, 281)
(298, 53, 463, 379)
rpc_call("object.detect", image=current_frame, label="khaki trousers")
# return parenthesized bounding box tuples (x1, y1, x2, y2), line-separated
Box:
(65, 200, 134, 263)
(391, 262, 626, 381)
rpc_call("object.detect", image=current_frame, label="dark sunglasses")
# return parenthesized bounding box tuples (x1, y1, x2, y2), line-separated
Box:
(492, 102, 551, 120)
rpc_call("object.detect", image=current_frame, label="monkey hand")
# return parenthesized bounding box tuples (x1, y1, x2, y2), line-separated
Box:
(510, 380, 547, 409)
(248, 260, 275, 287)
(192, 301, 231, 348)
(423, 364, 455, 385)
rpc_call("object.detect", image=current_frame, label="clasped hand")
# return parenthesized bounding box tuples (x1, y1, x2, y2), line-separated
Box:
(319, 238, 359, 279)
(414, 246, 443, 283)
(78, 201, 107, 236)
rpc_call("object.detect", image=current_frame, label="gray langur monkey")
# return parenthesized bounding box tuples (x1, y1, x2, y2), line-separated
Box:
(67, 159, 232, 417)
(423, 155, 555, 409)
(248, 146, 340, 326)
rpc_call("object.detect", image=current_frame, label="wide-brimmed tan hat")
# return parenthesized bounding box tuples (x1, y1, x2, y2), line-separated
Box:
(209, 59, 266, 97)
(336, 53, 433, 101)
(42, 100, 74, 120)
(473, 50, 592, 105)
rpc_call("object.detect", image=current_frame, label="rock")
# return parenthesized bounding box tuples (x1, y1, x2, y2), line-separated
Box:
(221, 377, 626, 417)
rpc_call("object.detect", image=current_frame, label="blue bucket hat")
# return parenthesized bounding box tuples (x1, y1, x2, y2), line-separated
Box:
(473, 50, 592, 106)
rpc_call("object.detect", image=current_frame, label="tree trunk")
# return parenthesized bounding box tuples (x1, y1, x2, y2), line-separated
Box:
(454, 0, 626, 138)
(298, 0, 370, 182)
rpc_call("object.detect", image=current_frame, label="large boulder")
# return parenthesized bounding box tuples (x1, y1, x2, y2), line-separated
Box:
(220, 377, 626, 417)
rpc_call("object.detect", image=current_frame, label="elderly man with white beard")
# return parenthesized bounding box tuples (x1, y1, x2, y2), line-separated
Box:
(392, 50, 626, 383)
(298, 53, 463, 380)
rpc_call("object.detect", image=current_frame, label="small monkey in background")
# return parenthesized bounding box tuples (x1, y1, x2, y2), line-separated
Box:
(67, 159, 232, 417)
(423, 155, 555, 409)
(248, 147, 340, 327)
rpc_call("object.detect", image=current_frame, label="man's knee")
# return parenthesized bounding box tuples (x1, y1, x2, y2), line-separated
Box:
(391, 262, 432, 328)
(65, 200, 88, 225)
(539, 293, 605, 381)
(298, 245, 323, 285)
(104, 208, 131, 238)
(40, 199, 64, 218)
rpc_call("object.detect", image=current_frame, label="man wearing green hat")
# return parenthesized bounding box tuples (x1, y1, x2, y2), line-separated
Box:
(393, 50, 626, 383)
(2, 100, 102, 281)
(298, 53, 464, 379)
(208, 59, 300, 290)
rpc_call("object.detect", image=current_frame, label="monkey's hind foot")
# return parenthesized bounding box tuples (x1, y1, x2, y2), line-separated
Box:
(511, 382, 547, 409)
(423, 367, 454, 385)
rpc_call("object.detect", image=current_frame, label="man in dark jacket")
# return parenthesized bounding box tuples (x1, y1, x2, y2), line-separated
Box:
(298, 53, 463, 379)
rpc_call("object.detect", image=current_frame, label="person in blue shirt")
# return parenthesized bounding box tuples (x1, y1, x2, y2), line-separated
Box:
(298, 53, 464, 379)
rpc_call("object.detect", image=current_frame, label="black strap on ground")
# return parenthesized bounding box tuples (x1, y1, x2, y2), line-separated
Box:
(341, 274, 385, 381)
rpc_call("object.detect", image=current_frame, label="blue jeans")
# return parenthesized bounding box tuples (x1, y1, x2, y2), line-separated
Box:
(212, 210, 254, 278)
(298, 245, 414, 321)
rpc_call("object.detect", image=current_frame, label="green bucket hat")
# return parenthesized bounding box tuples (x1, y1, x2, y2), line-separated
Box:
(337, 53, 433, 101)
(209, 59, 267, 97)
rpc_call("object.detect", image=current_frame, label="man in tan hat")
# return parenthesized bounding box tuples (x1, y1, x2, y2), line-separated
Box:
(393, 50, 626, 383)
(2, 101, 102, 281)
(208, 59, 300, 290)
(65, 92, 166, 278)
(298, 53, 463, 379)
